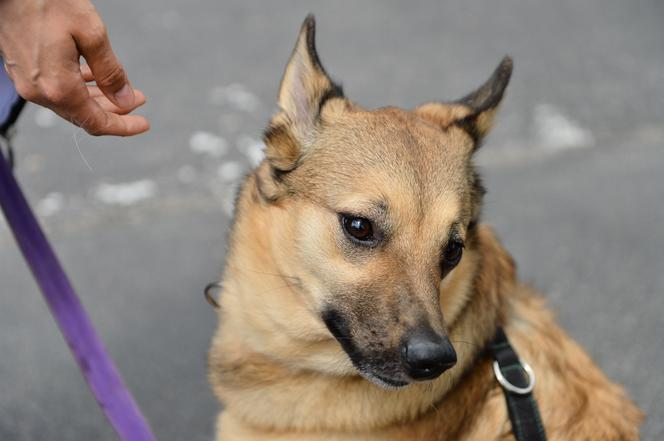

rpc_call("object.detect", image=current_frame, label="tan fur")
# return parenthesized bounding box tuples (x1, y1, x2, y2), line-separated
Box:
(208, 16, 643, 440)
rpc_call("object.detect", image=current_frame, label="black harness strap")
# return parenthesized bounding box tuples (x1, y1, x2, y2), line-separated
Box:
(0, 96, 25, 138)
(489, 328, 547, 441)
(0, 98, 25, 169)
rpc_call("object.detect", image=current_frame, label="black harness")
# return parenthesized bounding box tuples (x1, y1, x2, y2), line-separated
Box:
(0, 87, 25, 168)
(0, 96, 25, 138)
(489, 328, 547, 441)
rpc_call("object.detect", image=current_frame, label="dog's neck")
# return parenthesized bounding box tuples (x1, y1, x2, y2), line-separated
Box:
(209, 175, 515, 433)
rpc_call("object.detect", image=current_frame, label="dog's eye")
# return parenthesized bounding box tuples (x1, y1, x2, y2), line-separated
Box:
(341, 215, 375, 243)
(441, 240, 464, 270)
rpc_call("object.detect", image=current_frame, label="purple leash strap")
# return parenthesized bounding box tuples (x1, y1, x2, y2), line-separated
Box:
(0, 146, 157, 441)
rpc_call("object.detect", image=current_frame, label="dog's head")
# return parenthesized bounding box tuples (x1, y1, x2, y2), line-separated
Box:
(253, 16, 512, 388)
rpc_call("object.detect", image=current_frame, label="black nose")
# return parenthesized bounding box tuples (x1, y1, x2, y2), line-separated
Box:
(403, 329, 457, 381)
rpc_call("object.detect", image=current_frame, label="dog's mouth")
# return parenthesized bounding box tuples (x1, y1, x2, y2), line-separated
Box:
(357, 369, 409, 389)
(322, 309, 408, 387)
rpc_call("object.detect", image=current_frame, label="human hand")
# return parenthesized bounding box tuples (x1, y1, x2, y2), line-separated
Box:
(0, 0, 149, 136)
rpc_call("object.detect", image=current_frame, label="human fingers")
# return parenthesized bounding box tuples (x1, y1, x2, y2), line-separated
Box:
(56, 77, 149, 136)
(80, 64, 94, 82)
(87, 84, 145, 104)
(72, 14, 136, 109)
(91, 88, 147, 115)
(67, 97, 150, 136)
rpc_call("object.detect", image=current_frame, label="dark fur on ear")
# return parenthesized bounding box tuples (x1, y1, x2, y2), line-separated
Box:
(457, 57, 513, 115)
(454, 56, 513, 144)
(257, 15, 345, 202)
(415, 57, 513, 149)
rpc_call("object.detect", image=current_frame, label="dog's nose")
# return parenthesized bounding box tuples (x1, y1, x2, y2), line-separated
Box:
(403, 330, 457, 381)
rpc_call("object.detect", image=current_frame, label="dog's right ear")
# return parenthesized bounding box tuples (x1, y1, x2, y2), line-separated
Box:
(275, 15, 344, 147)
(257, 15, 344, 201)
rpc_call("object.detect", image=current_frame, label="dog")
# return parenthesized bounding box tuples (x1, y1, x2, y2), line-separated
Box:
(208, 15, 643, 440)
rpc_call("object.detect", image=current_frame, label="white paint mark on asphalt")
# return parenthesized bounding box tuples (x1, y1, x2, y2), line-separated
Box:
(176, 165, 197, 184)
(236, 135, 265, 166)
(534, 104, 594, 151)
(217, 161, 244, 183)
(210, 84, 261, 113)
(34, 108, 57, 128)
(218, 113, 244, 133)
(189, 131, 228, 157)
(222, 190, 236, 217)
(36, 193, 64, 217)
(95, 180, 157, 206)
(23, 154, 46, 174)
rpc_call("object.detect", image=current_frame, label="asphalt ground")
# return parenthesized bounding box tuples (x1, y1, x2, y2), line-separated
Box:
(1, 1, 662, 439)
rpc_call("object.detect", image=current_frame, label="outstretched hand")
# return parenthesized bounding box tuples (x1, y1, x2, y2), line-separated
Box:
(0, 0, 149, 136)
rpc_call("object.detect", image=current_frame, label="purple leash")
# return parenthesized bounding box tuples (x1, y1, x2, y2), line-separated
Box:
(0, 108, 156, 439)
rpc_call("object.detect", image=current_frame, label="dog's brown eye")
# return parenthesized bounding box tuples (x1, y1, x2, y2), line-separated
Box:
(442, 240, 464, 269)
(341, 215, 374, 243)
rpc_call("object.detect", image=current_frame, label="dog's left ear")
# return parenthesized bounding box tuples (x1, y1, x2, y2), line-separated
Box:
(415, 56, 513, 149)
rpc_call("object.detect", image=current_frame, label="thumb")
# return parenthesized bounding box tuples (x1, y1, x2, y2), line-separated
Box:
(74, 24, 135, 109)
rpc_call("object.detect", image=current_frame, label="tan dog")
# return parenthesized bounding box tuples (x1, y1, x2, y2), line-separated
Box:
(208, 15, 642, 440)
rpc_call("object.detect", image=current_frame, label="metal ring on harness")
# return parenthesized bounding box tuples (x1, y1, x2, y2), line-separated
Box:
(492, 358, 536, 395)
(204, 282, 222, 309)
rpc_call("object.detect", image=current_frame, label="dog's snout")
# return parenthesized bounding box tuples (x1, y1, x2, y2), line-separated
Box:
(402, 330, 457, 381)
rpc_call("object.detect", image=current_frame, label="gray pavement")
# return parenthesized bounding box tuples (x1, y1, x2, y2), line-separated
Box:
(1, 1, 662, 439)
